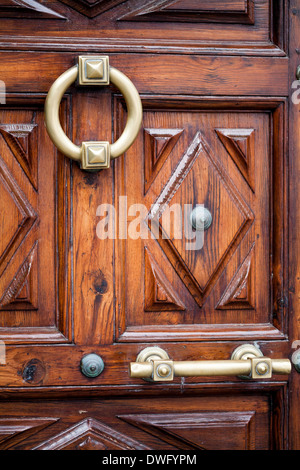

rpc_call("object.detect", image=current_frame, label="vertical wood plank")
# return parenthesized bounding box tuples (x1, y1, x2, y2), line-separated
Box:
(289, 0, 300, 450)
(72, 90, 114, 345)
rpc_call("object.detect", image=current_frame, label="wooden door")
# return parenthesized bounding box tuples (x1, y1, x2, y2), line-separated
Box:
(0, 0, 299, 451)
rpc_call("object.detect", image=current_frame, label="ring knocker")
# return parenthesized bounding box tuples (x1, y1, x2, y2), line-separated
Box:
(44, 56, 143, 170)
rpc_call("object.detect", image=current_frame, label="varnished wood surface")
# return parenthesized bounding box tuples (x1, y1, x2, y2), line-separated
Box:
(0, 393, 279, 450)
(0, 0, 298, 450)
(0, 52, 289, 96)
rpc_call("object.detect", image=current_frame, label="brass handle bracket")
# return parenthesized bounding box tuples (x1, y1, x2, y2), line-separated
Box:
(129, 345, 291, 382)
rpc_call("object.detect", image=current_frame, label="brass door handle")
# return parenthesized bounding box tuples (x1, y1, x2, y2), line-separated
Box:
(44, 55, 143, 170)
(129, 345, 292, 382)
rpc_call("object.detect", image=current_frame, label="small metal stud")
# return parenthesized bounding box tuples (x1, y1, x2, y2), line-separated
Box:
(80, 354, 104, 378)
(153, 360, 174, 382)
(190, 206, 212, 231)
(78, 55, 110, 86)
(292, 349, 300, 373)
(251, 357, 272, 379)
(81, 141, 110, 170)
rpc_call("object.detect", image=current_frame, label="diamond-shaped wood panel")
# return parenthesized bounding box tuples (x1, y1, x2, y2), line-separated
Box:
(148, 131, 254, 306)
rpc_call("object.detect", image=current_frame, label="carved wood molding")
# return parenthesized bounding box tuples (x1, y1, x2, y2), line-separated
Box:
(33, 418, 150, 450)
(119, 411, 256, 450)
(0, 417, 58, 450)
(216, 128, 255, 193)
(0, 123, 38, 190)
(0, 156, 37, 273)
(144, 127, 183, 194)
(119, 0, 255, 24)
(0, 0, 66, 19)
(58, 0, 126, 18)
(0, 242, 38, 310)
(144, 248, 185, 312)
(216, 243, 255, 310)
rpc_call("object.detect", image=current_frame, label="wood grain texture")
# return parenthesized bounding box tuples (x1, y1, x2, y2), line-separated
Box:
(0, 97, 72, 343)
(0, 53, 289, 97)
